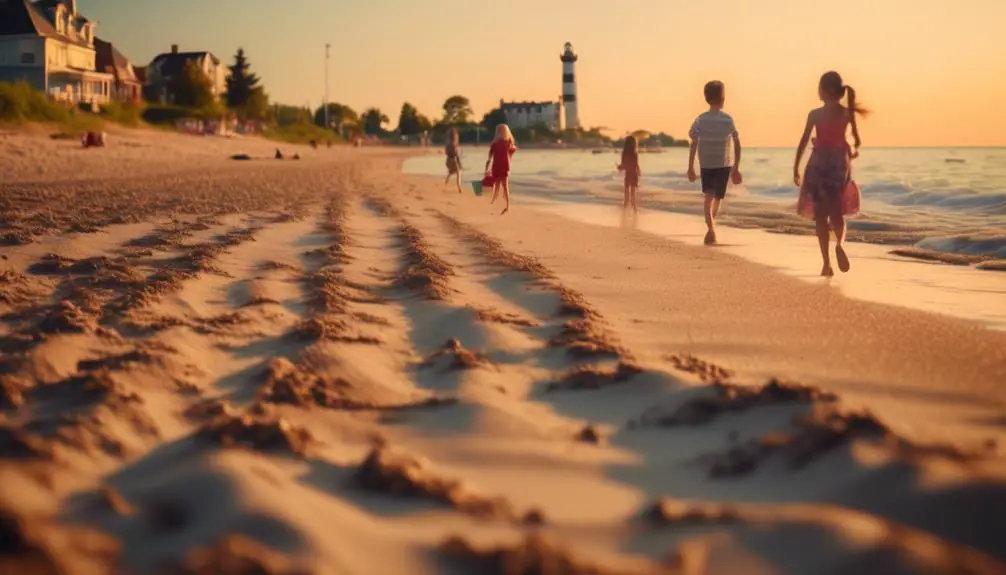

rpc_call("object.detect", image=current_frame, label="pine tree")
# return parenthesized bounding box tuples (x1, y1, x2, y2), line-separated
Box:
(225, 48, 260, 109)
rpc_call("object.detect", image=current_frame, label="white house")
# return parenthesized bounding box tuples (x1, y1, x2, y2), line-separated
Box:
(145, 44, 225, 104)
(499, 99, 564, 131)
(0, 0, 115, 106)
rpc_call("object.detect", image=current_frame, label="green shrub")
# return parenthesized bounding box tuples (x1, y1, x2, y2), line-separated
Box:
(100, 101, 145, 126)
(0, 81, 70, 123)
(142, 104, 192, 125)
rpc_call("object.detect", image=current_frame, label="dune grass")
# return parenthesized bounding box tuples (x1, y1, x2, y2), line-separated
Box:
(0, 81, 116, 136)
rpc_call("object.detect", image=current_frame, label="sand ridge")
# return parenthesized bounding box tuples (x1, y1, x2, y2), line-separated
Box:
(1, 130, 1005, 574)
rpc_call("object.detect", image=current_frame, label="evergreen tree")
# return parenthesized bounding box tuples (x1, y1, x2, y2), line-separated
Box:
(397, 102, 419, 135)
(225, 48, 261, 109)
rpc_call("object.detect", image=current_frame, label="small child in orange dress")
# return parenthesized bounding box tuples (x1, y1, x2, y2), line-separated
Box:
(617, 135, 641, 213)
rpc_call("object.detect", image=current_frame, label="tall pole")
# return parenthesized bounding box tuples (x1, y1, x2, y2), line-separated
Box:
(323, 43, 330, 131)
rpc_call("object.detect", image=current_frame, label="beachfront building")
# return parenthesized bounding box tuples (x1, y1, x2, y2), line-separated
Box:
(498, 42, 581, 132)
(560, 42, 580, 130)
(499, 99, 565, 131)
(145, 44, 225, 104)
(94, 37, 141, 104)
(0, 0, 115, 107)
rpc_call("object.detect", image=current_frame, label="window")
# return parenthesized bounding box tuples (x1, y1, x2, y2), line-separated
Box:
(20, 53, 35, 64)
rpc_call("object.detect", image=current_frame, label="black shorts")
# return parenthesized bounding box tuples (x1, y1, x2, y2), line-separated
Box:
(700, 167, 731, 199)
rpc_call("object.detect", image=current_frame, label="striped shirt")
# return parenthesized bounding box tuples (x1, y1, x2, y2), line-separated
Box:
(689, 110, 738, 169)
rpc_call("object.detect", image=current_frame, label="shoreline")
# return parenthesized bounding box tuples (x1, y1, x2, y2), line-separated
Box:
(527, 196, 1006, 331)
(403, 148, 1006, 270)
(401, 169, 1006, 331)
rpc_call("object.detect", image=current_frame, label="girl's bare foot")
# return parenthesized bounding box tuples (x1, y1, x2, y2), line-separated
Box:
(821, 264, 834, 277)
(835, 245, 850, 272)
(703, 230, 716, 245)
(500, 207, 509, 215)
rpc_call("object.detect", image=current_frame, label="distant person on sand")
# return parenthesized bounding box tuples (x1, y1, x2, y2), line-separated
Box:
(485, 123, 517, 215)
(444, 128, 463, 193)
(687, 81, 742, 245)
(617, 135, 641, 213)
(793, 71, 868, 276)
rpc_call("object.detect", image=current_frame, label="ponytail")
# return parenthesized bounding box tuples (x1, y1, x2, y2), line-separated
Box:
(845, 85, 867, 150)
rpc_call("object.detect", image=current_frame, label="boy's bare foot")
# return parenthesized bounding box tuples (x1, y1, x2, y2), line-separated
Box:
(836, 245, 850, 273)
(500, 207, 509, 215)
(703, 230, 716, 245)
(821, 264, 834, 277)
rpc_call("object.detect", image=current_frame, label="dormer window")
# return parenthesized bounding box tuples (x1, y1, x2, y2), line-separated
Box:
(54, 5, 65, 34)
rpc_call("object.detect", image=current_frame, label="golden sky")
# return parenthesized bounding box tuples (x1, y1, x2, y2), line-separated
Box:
(94, 0, 1006, 146)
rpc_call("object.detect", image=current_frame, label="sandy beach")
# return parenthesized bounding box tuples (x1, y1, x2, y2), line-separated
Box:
(2, 128, 1005, 574)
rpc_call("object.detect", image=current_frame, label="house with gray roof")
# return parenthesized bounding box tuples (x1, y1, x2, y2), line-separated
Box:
(145, 44, 225, 104)
(94, 36, 140, 104)
(0, 0, 115, 106)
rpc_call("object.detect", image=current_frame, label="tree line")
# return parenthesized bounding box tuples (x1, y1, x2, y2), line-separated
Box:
(163, 49, 684, 146)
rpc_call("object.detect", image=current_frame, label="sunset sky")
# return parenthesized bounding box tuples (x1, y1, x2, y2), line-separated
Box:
(83, 0, 1006, 147)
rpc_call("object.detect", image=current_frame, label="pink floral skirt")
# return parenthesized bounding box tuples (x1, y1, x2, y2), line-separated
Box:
(797, 146, 860, 219)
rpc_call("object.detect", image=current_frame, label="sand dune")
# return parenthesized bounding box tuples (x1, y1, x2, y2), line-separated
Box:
(2, 129, 1005, 574)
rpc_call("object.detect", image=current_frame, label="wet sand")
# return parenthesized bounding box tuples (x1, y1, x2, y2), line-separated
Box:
(1, 129, 1005, 574)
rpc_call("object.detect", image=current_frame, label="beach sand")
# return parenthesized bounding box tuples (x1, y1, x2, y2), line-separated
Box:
(2, 128, 1005, 574)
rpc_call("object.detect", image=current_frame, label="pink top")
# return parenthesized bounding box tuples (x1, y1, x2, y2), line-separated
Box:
(814, 118, 849, 150)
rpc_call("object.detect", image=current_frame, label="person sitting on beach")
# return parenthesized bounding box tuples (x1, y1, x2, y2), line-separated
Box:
(444, 127, 463, 194)
(617, 135, 641, 213)
(687, 81, 742, 245)
(793, 71, 868, 276)
(485, 123, 517, 215)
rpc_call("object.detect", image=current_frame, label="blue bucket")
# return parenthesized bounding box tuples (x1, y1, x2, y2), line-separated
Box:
(471, 181, 484, 196)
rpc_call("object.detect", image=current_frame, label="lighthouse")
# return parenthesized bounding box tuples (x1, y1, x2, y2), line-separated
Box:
(560, 42, 580, 130)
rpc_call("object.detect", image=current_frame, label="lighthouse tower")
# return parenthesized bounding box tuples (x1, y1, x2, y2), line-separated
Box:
(560, 42, 580, 130)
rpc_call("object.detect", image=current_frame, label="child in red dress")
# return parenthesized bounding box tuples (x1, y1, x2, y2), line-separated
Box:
(484, 123, 517, 215)
(617, 135, 641, 213)
(793, 71, 868, 276)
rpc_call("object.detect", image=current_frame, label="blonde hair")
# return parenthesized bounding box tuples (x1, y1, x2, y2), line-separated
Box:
(493, 123, 514, 144)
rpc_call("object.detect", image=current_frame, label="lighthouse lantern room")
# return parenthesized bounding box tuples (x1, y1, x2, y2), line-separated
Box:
(560, 42, 580, 130)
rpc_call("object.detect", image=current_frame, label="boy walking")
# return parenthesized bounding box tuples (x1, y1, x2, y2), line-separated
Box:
(687, 80, 742, 245)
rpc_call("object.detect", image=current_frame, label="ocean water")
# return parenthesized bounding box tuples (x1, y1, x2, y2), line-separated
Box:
(404, 147, 1006, 261)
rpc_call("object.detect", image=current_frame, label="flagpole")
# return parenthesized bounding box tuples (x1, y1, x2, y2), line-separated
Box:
(323, 43, 330, 130)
